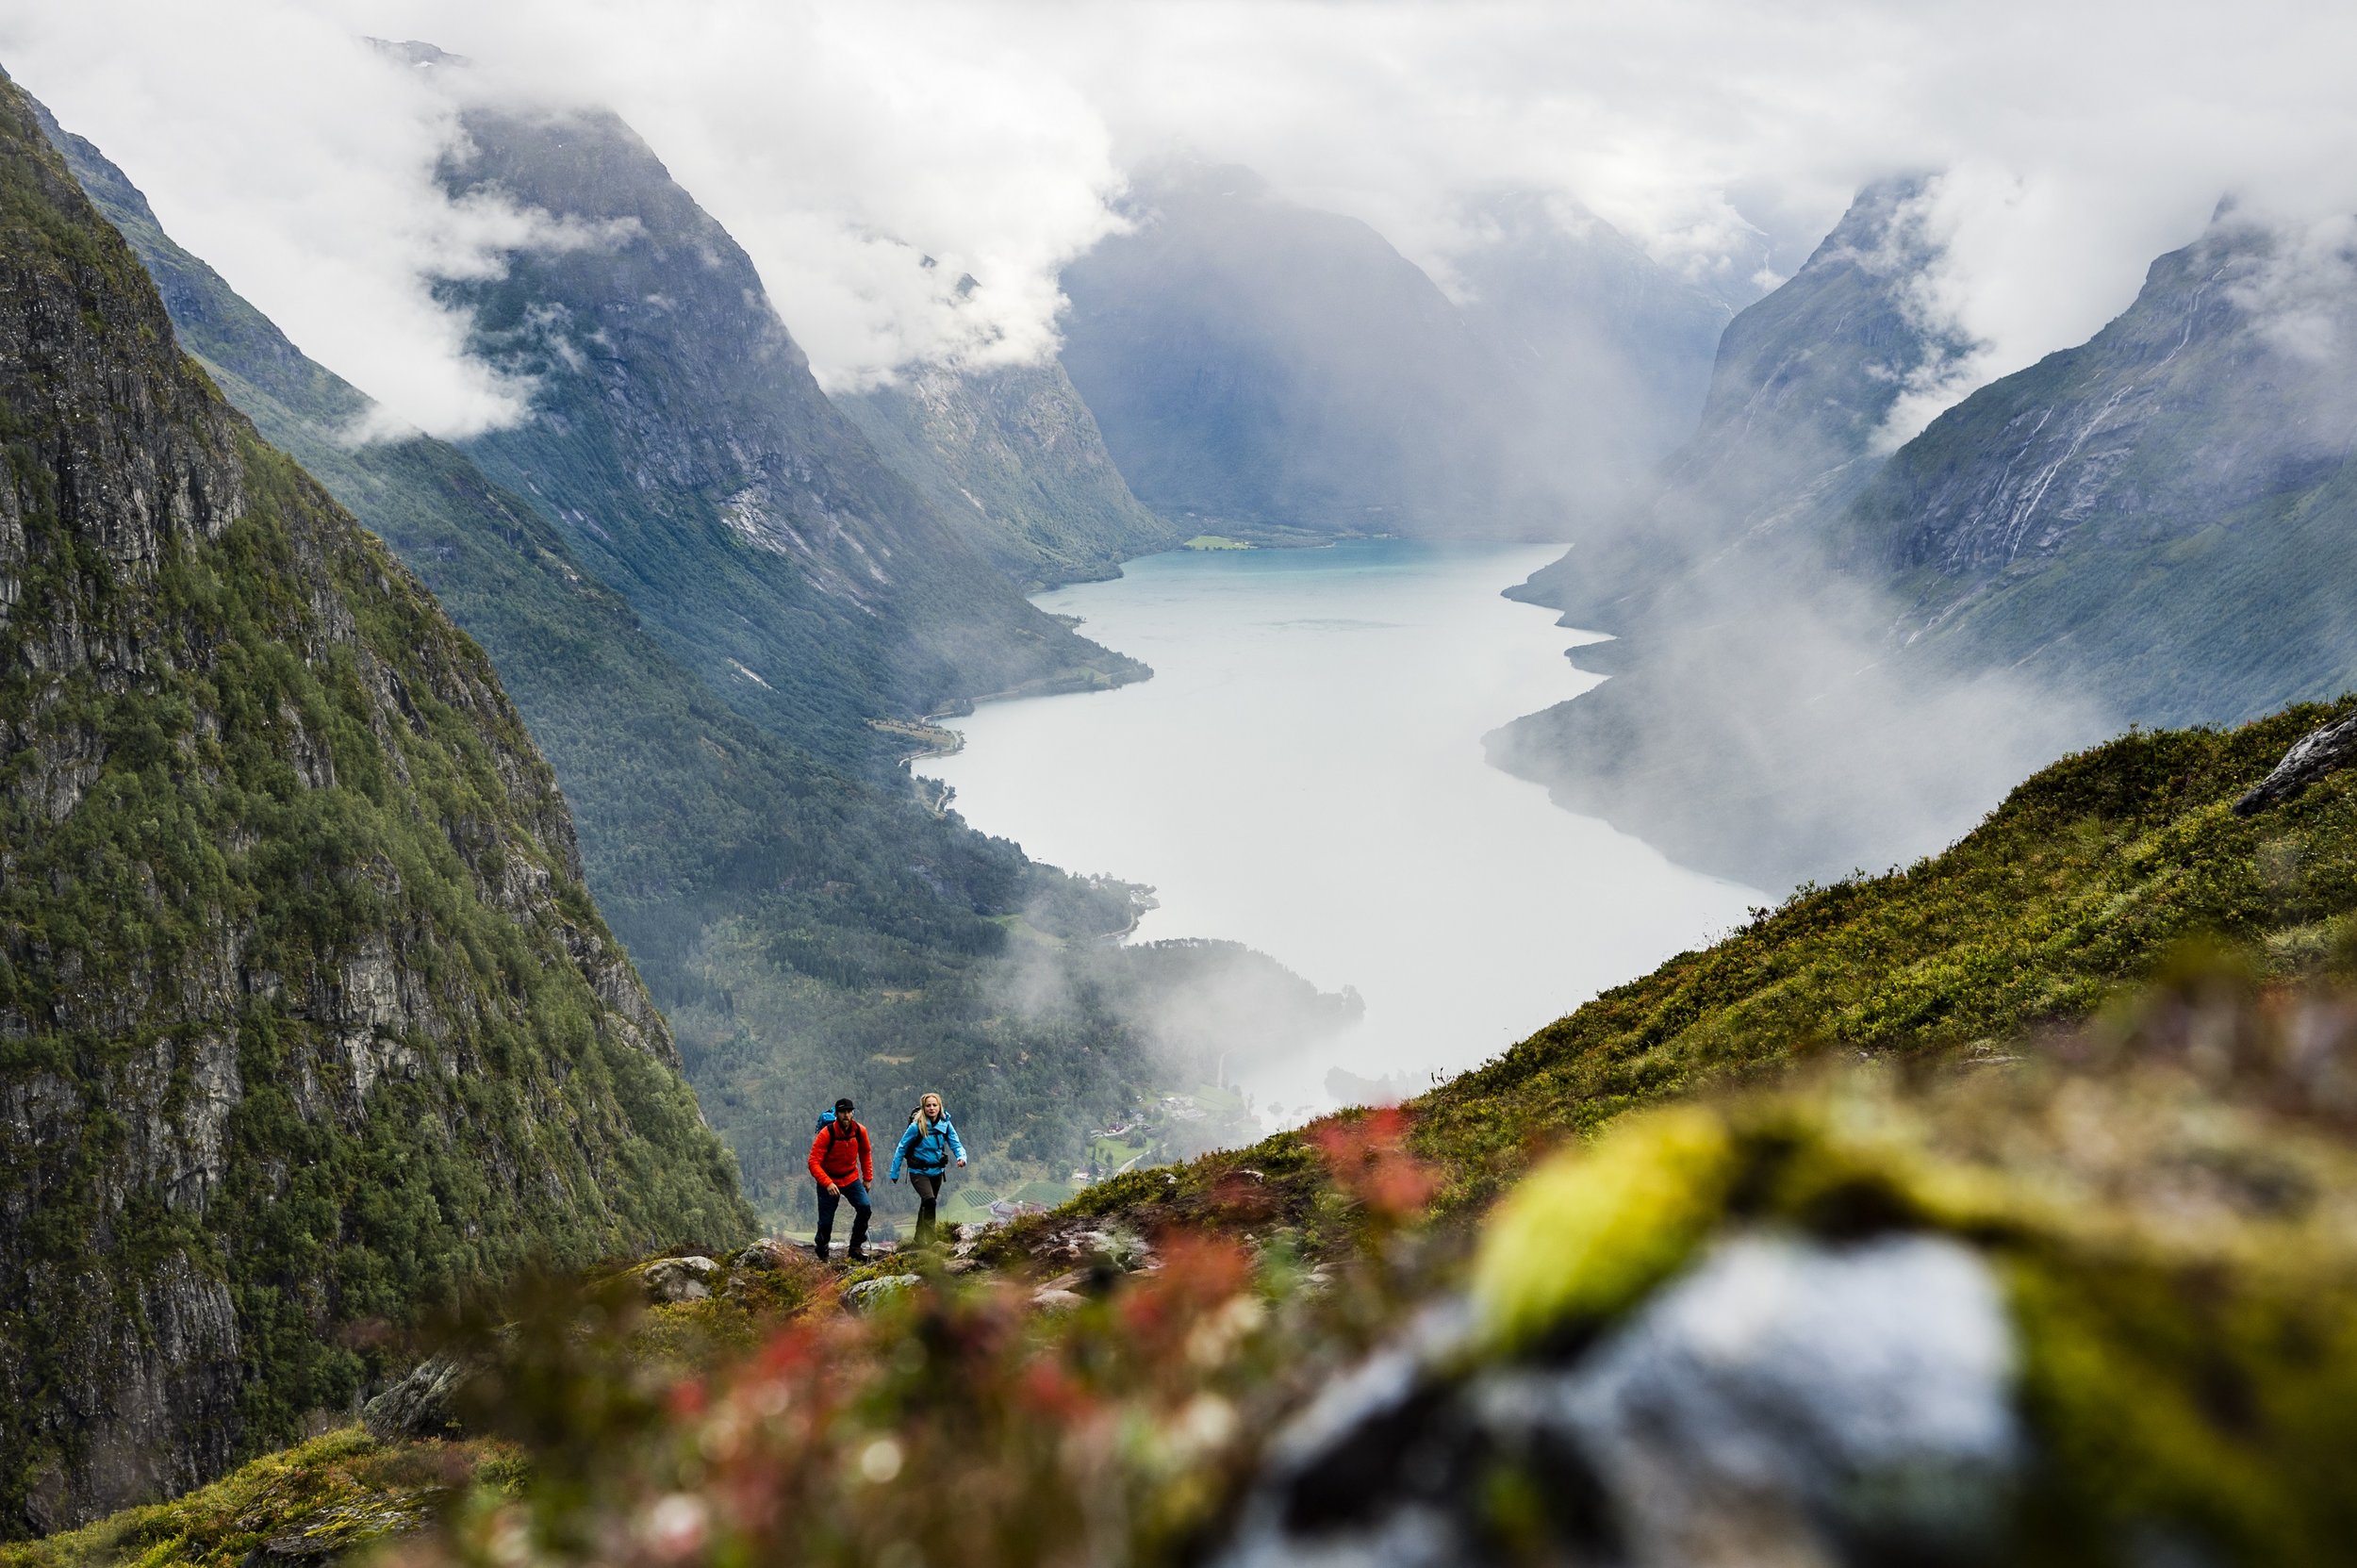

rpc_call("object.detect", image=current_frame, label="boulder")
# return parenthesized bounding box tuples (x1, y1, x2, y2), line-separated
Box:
(360, 1354, 480, 1441)
(641, 1256, 720, 1304)
(841, 1275, 922, 1313)
(1213, 1236, 2020, 1568)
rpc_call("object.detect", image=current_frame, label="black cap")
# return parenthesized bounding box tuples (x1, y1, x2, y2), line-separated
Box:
(835, 1098, 855, 1113)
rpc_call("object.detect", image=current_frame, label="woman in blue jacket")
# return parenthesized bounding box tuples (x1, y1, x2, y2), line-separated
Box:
(889, 1092, 966, 1246)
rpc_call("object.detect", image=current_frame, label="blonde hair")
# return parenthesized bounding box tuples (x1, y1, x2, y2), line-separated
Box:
(916, 1092, 944, 1130)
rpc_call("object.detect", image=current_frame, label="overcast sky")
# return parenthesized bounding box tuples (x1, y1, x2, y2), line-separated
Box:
(5, 0, 2354, 438)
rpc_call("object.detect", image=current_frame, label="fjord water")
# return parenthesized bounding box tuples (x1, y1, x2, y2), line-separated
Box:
(920, 540, 1761, 1115)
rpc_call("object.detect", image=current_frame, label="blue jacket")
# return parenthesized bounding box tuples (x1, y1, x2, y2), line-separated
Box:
(890, 1114, 966, 1179)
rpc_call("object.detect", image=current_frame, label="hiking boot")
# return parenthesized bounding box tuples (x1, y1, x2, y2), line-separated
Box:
(846, 1249, 868, 1263)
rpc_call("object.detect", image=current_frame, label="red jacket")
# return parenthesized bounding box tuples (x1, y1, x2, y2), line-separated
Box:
(808, 1118, 874, 1187)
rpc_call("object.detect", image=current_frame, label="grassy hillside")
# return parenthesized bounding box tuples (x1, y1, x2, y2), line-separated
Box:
(1045, 696, 2357, 1235)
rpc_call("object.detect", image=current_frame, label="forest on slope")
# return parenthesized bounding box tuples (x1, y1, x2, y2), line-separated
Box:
(0, 72, 747, 1538)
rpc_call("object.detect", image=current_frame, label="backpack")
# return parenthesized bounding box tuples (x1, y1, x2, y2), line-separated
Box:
(814, 1108, 836, 1133)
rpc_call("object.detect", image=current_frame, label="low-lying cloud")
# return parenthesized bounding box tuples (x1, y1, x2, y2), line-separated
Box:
(9, 0, 2357, 437)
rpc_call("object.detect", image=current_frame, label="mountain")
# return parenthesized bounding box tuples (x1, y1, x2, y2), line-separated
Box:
(1060, 162, 1541, 539)
(34, 92, 1358, 1231)
(1508, 174, 1955, 623)
(1843, 212, 2357, 724)
(1448, 190, 1730, 517)
(1483, 176, 2076, 889)
(430, 95, 1142, 771)
(0, 73, 750, 1536)
(1063, 168, 1737, 544)
(838, 358, 1179, 588)
(1496, 185, 2357, 895)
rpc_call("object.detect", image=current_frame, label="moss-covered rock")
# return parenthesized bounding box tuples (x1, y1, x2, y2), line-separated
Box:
(1302, 1001, 2357, 1567)
(0, 1428, 518, 1568)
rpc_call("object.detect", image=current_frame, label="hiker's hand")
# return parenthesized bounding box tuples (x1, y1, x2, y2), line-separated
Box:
(890, 1175, 899, 1183)
(956, 1158, 966, 1167)
(824, 1182, 838, 1195)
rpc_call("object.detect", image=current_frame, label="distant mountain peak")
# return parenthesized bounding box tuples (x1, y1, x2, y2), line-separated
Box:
(366, 37, 470, 70)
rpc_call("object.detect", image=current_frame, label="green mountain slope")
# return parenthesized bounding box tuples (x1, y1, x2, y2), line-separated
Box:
(838, 359, 1178, 588)
(16, 701, 2357, 1568)
(435, 98, 1142, 771)
(1844, 218, 2357, 723)
(1429, 698, 2357, 1184)
(0, 74, 748, 1536)
(1039, 699, 2357, 1297)
(33, 97, 1352, 1227)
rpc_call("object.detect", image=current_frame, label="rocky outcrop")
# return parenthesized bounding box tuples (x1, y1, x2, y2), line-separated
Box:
(0, 71, 749, 1536)
(2236, 707, 2357, 815)
(639, 1256, 720, 1304)
(360, 1355, 480, 1443)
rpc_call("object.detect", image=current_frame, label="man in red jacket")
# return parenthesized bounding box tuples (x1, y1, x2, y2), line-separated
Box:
(808, 1097, 875, 1262)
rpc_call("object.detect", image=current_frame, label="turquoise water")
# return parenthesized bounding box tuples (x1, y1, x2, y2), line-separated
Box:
(920, 539, 1759, 1116)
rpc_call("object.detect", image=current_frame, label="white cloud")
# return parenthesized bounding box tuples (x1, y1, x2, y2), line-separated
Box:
(8, 0, 2357, 422)
(2223, 210, 2357, 362)
(0, 2, 619, 437)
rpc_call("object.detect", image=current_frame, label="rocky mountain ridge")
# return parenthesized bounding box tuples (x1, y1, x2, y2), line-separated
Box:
(432, 93, 1142, 773)
(1491, 178, 2357, 892)
(1508, 173, 1954, 625)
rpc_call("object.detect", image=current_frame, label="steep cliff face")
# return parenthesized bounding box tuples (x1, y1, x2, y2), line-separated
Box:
(1846, 216, 2357, 722)
(840, 359, 1178, 588)
(0, 74, 749, 1536)
(433, 98, 1140, 769)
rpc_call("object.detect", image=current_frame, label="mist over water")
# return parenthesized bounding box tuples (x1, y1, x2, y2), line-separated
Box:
(920, 539, 1760, 1115)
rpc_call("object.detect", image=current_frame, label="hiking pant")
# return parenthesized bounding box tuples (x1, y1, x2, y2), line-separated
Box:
(907, 1171, 944, 1246)
(815, 1180, 871, 1259)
